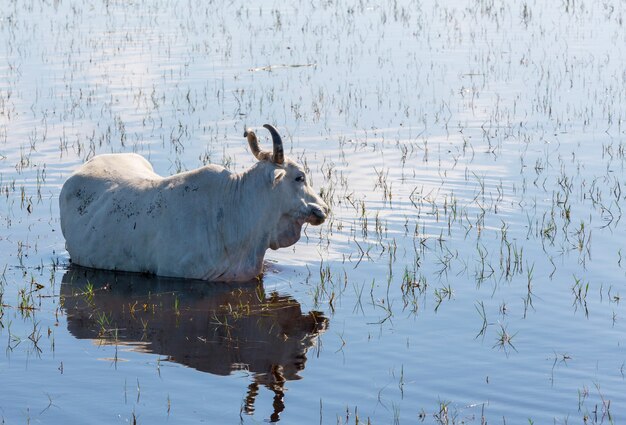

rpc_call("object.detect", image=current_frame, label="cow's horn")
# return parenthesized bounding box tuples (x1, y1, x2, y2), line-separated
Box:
(263, 124, 284, 165)
(244, 128, 263, 160)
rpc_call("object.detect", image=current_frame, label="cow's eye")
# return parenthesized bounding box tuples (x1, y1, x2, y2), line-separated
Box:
(295, 175, 305, 183)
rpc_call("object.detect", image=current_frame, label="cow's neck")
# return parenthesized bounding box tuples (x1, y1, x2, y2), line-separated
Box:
(214, 162, 281, 278)
(233, 162, 281, 236)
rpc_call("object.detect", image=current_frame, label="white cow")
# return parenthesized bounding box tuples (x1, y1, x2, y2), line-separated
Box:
(59, 125, 329, 281)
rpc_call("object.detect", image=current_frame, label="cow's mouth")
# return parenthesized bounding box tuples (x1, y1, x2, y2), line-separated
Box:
(269, 204, 328, 250)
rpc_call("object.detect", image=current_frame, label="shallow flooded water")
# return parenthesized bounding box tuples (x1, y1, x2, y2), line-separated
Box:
(1, 0, 625, 423)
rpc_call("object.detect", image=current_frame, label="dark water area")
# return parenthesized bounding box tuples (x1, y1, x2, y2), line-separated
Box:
(61, 267, 326, 423)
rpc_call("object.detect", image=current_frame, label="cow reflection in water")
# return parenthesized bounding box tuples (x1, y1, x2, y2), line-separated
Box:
(61, 267, 327, 422)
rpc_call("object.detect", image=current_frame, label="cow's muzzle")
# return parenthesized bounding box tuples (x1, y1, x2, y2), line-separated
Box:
(306, 203, 328, 225)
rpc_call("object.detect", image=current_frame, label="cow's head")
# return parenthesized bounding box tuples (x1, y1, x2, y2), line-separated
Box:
(245, 124, 329, 250)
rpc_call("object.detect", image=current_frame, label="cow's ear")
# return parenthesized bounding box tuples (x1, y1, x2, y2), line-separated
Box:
(271, 169, 286, 187)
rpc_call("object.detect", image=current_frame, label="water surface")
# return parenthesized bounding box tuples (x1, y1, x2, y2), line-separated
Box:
(1, 0, 625, 423)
